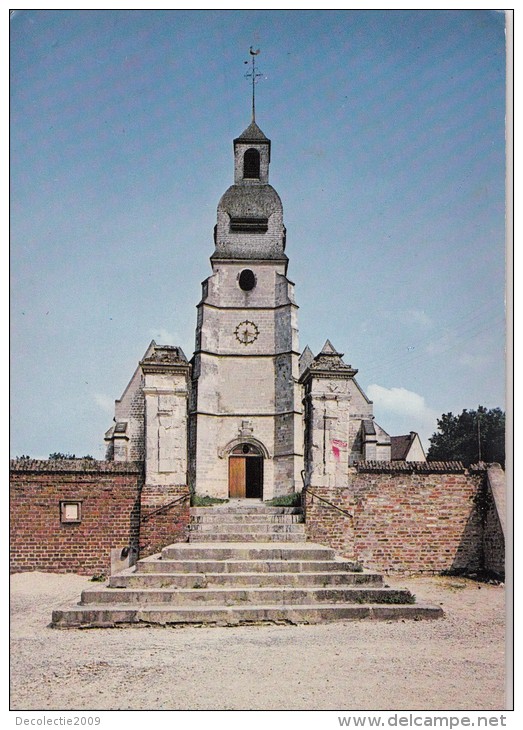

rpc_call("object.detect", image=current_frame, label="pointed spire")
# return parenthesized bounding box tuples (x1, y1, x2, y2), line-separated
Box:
(320, 339, 340, 356)
(234, 120, 270, 144)
(299, 345, 315, 377)
(304, 339, 359, 377)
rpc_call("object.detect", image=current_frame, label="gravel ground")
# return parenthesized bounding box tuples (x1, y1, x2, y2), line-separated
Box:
(10, 571, 506, 711)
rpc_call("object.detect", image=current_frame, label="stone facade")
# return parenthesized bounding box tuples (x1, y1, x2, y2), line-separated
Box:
(141, 346, 191, 488)
(300, 340, 392, 488)
(189, 122, 301, 499)
(10, 121, 505, 579)
(105, 344, 190, 486)
(104, 121, 405, 499)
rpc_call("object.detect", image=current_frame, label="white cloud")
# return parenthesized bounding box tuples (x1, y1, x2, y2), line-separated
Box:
(367, 384, 426, 417)
(367, 384, 439, 447)
(93, 393, 115, 415)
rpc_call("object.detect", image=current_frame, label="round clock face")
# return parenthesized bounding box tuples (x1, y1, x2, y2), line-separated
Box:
(234, 320, 259, 345)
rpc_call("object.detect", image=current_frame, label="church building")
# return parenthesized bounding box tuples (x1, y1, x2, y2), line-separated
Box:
(103, 117, 420, 501)
(10, 106, 503, 587)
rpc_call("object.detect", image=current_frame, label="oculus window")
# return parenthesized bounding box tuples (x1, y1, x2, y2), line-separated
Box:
(239, 269, 256, 291)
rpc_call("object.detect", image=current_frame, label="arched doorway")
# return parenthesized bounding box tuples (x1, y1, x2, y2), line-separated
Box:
(229, 443, 263, 498)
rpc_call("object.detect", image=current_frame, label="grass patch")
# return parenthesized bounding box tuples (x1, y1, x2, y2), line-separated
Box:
(387, 592, 415, 604)
(191, 494, 229, 507)
(369, 589, 416, 604)
(265, 492, 302, 507)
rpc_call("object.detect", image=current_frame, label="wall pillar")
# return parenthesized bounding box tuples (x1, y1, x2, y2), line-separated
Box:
(300, 341, 356, 487)
(140, 347, 191, 488)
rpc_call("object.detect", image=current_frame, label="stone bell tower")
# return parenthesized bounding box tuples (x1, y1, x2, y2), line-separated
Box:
(189, 119, 303, 500)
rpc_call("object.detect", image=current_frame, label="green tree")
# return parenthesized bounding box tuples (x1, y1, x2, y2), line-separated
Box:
(427, 406, 505, 467)
(48, 452, 94, 460)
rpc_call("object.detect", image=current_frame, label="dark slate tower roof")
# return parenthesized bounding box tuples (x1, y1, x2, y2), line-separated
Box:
(212, 120, 286, 263)
(234, 120, 270, 143)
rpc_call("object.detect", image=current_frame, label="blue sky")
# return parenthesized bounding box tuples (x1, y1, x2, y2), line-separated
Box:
(10, 9, 506, 459)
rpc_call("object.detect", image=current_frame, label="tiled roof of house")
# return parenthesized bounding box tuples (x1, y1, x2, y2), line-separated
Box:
(356, 460, 465, 474)
(10, 459, 142, 473)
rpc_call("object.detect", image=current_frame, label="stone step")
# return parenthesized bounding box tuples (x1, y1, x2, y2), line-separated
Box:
(188, 522, 306, 533)
(189, 513, 305, 524)
(136, 557, 363, 574)
(190, 506, 302, 515)
(80, 585, 412, 606)
(188, 532, 306, 543)
(50, 540, 444, 628)
(109, 571, 383, 589)
(52, 602, 443, 628)
(160, 542, 336, 561)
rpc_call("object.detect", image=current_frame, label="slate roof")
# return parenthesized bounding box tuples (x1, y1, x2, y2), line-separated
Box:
(234, 121, 270, 144)
(299, 346, 314, 377)
(391, 434, 414, 460)
(218, 183, 282, 217)
(362, 419, 376, 436)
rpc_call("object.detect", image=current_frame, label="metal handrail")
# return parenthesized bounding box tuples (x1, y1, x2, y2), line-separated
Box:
(141, 492, 191, 522)
(305, 487, 353, 520)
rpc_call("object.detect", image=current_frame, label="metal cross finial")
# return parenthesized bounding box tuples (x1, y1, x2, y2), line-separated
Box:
(244, 47, 262, 122)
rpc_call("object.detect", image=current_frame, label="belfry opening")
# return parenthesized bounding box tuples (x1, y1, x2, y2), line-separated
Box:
(228, 443, 264, 499)
(243, 148, 260, 179)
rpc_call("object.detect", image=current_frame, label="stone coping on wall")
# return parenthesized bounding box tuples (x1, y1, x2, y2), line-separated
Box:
(486, 464, 506, 536)
(10, 459, 144, 473)
(355, 460, 466, 474)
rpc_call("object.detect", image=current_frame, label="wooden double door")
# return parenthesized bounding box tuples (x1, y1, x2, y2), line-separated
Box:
(229, 445, 263, 498)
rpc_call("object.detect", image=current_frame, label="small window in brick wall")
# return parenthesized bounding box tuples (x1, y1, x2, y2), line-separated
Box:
(60, 500, 82, 523)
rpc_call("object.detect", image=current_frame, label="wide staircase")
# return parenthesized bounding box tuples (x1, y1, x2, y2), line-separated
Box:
(52, 502, 443, 628)
(188, 502, 307, 542)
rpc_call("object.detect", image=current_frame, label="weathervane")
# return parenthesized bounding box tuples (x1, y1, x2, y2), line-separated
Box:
(244, 47, 262, 122)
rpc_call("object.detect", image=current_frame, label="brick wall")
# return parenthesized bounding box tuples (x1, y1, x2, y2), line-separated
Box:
(303, 462, 488, 574)
(10, 460, 192, 575)
(139, 484, 190, 557)
(10, 460, 143, 576)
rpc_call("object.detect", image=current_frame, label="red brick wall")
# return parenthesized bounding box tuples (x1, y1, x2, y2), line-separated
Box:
(10, 460, 143, 576)
(139, 484, 190, 557)
(304, 462, 486, 574)
(10, 460, 191, 575)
